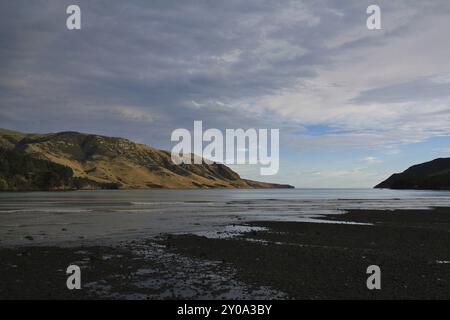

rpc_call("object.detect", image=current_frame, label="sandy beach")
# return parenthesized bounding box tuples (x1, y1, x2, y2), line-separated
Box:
(1, 207, 449, 300)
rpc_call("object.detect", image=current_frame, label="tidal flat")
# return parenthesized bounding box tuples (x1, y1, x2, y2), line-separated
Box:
(1, 207, 449, 300)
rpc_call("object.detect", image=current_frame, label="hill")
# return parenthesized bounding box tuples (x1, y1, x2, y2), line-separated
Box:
(0, 128, 293, 191)
(374, 158, 450, 190)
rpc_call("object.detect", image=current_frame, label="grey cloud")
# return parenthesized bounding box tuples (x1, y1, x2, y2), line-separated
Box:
(1, 0, 449, 152)
(353, 76, 450, 104)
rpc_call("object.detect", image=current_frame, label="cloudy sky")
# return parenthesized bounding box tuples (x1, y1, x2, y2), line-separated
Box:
(1, 0, 450, 187)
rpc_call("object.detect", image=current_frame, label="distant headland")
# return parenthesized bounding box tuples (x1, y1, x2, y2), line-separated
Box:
(375, 158, 450, 190)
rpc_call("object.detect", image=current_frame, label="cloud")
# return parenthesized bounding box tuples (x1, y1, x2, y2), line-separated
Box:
(0, 0, 323, 137)
(432, 147, 450, 153)
(1, 0, 450, 186)
(295, 167, 389, 188)
(114, 106, 156, 123)
(360, 156, 382, 164)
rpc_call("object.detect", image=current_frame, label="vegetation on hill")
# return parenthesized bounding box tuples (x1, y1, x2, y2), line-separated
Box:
(0, 128, 293, 191)
(0, 148, 119, 191)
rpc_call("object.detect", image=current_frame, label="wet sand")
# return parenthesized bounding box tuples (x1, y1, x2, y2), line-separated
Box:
(0, 208, 449, 299)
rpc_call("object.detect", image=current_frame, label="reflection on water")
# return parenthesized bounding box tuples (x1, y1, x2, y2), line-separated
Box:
(1, 188, 450, 246)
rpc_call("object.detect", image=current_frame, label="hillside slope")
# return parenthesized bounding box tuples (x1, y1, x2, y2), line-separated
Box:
(0, 148, 118, 191)
(0, 129, 293, 190)
(374, 158, 450, 190)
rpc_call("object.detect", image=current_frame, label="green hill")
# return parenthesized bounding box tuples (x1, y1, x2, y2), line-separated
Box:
(0, 128, 293, 191)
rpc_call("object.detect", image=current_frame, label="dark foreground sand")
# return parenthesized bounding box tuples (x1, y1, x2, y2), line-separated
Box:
(0, 208, 449, 299)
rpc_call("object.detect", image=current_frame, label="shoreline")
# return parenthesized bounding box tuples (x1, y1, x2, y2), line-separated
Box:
(0, 186, 296, 193)
(0, 207, 449, 299)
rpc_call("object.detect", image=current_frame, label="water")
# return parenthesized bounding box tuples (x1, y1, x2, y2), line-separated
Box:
(1, 188, 450, 246)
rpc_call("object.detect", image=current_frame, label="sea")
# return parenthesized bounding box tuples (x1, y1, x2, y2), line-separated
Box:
(1, 188, 450, 246)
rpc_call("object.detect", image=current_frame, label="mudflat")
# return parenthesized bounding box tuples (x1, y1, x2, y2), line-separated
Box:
(1, 208, 449, 299)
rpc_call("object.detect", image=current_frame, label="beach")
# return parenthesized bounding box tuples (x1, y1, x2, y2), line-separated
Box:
(1, 202, 449, 299)
(3, 0, 450, 304)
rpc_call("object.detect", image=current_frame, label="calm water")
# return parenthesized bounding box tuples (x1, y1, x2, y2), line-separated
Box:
(1, 188, 450, 246)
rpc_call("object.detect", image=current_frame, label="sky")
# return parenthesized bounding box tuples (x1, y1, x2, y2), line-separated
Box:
(1, 0, 450, 188)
